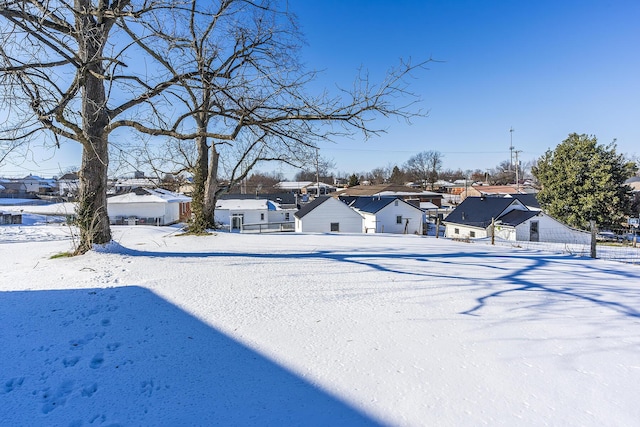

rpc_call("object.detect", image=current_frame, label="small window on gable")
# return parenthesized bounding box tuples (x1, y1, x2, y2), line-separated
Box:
(396, 215, 402, 224)
(394, 200, 399, 206)
(454, 228, 459, 234)
(330, 222, 340, 232)
(470, 231, 476, 238)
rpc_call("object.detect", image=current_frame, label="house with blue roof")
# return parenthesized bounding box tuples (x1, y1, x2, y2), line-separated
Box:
(342, 196, 425, 234)
(444, 196, 590, 244)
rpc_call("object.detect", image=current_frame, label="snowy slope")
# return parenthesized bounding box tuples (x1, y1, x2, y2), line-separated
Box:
(1, 221, 640, 426)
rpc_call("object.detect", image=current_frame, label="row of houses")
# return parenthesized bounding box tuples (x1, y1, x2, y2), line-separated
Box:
(0, 184, 602, 246)
(6, 175, 637, 244)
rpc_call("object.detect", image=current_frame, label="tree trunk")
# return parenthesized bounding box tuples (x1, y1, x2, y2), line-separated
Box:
(203, 148, 220, 228)
(76, 137, 111, 253)
(74, 1, 112, 254)
(188, 134, 211, 233)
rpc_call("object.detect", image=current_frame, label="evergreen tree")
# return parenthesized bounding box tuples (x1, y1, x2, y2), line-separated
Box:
(348, 174, 360, 187)
(532, 133, 636, 230)
(389, 166, 406, 185)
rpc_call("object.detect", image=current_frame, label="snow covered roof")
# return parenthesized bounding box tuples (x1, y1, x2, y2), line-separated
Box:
(420, 202, 439, 210)
(339, 184, 442, 198)
(275, 181, 313, 190)
(108, 188, 190, 204)
(215, 199, 274, 210)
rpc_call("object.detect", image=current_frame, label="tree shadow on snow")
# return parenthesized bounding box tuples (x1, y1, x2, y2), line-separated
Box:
(100, 241, 640, 321)
(0, 287, 384, 426)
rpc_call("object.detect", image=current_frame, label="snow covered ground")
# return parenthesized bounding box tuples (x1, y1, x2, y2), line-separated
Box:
(1, 218, 640, 426)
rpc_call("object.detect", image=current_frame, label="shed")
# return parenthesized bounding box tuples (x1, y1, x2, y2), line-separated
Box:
(294, 196, 363, 233)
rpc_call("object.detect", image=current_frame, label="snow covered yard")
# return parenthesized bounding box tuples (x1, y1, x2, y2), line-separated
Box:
(1, 222, 640, 426)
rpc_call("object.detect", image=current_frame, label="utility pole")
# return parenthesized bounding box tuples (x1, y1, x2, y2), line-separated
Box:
(509, 127, 515, 171)
(514, 149, 522, 192)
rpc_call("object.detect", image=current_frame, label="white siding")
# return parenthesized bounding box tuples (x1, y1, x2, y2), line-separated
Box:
(214, 209, 267, 228)
(376, 202, 423, 234)
(515, 213, 590, 244)
(444, 223, 488, 239)
(267, 209, 296, 224)
(108, 202, 165, 219)
(296, 198, 363, 233)
(494, 225, 517, 241)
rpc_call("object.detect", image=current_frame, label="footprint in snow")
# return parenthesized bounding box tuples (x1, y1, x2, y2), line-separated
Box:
(90, 353, 104, 369)
(4, 377, 24, 393)
(63, 356, 80, 368)
(82, 382, 98, 397)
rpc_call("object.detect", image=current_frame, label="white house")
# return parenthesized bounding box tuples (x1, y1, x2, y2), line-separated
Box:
(107, 188, 191, 226)
(294, 196, 363, 233)
(57, 172, 79, 197)
(214, 198, 295, 232)
(444, 196, 590, 244)
(344, 196, 424, 234)
(19, 175, 57, 194)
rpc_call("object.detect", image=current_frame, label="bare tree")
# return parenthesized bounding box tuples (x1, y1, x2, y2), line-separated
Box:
(294, 155, 335, 184)
(405, 150, 443, 189)
(367, 167, 388, 185)
(0, 1, 184, 253)
(487, 160, 516, 185)
(122, 0, 430, 233)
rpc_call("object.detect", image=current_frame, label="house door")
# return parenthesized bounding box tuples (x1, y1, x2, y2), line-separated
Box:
(530, 220, 539, 242)
(231, 214, 244, 231)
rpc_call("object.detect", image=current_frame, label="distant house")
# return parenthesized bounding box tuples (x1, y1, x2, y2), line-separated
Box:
(110, 175, 159, 194)
(460, 184, 537, 201)
(294, 196, 363, 233)
(342, 196, 424, 234)
(57, 172, 79, 197)
(107, 188, 191, 226)
(214, 198, 295, 232)
(336, 184, 443, 208)
(274, 181, 336, 196)
(17, 175, 57, 195)
(444, 196, 590, 244)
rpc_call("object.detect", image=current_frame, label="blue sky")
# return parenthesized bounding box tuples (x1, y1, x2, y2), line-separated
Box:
(293, 0, 640, 177)
(3, 0, 639, 179)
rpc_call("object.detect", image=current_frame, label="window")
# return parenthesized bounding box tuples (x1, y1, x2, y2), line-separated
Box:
(330, 222, 340, 232)
(260, 213, 265, 221)
(394, 200, 399, 206)
(396, 215, 403, 224)
(454, 228, 459, 234)
(470, 231, 476, 238)
(285, 212, 290, 221)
